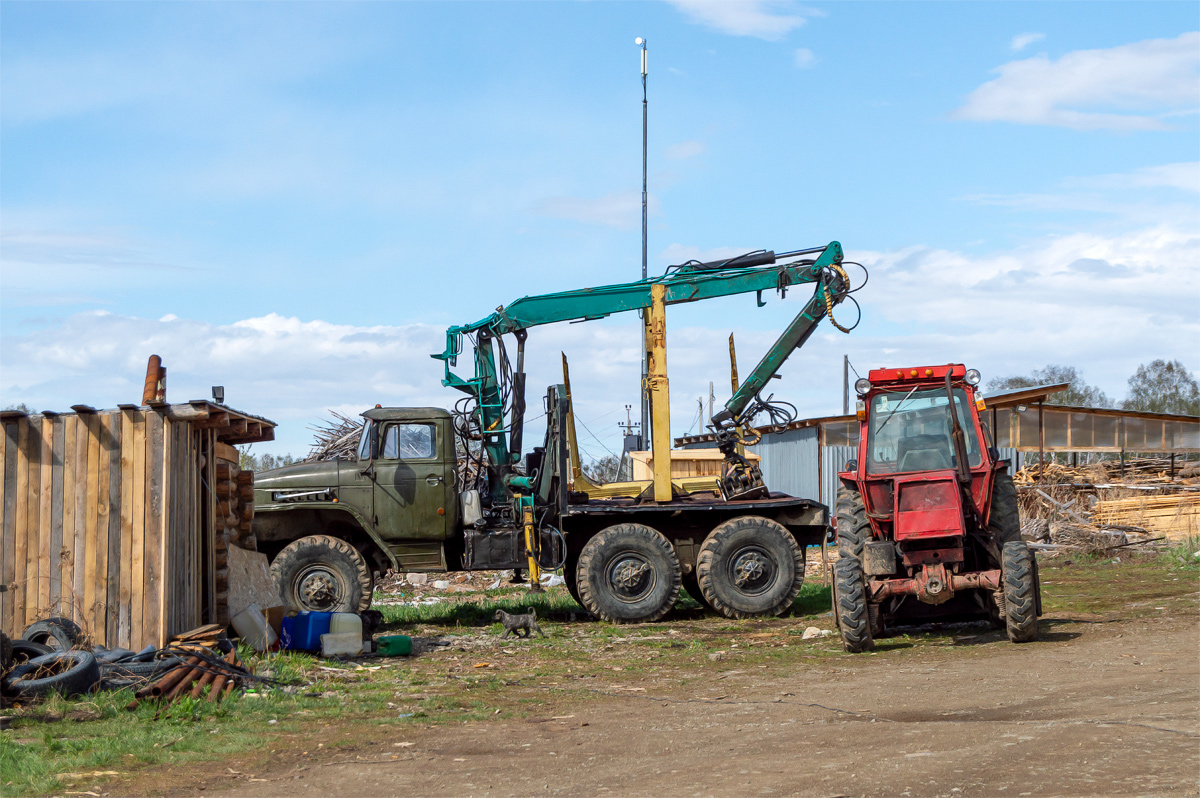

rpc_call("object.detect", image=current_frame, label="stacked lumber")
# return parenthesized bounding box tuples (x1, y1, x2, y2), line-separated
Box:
(1094, 493, 1200, 540)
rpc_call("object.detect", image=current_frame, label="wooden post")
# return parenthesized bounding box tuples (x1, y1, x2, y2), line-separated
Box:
(1037, 400, 1045, 478)
(646, 283, 671, 502)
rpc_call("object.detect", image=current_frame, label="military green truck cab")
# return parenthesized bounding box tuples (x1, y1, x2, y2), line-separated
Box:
(253, 407, 459, 613)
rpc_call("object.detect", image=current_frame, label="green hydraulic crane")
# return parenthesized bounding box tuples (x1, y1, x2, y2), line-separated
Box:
(433, 241, 855, 504)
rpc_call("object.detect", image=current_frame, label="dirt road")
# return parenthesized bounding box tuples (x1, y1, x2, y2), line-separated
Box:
(153, 609, 1196, 798)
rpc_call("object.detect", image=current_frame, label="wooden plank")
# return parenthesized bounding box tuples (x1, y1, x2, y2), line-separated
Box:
(130, 410, 147, 647)
(72, 415, 88, 623)
(214, 441, 239, 464)
(60, 416, 76, 618)
(168, 420, 180, 635)
(25, 420, 42, 626)
(144, 410, 165, 648)
(83, 414, 101, 640)
(118, 409, 134, 648)
(1, 421, 15, 636)
(13, 420, 30, 632)
(101, 414, 119, 645)
(163, 403, 211, 422)
(49, 418, 65, 614)
(38, 417, 54, 619)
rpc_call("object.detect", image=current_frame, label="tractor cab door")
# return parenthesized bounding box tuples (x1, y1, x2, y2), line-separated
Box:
(371, 421, 453, 541)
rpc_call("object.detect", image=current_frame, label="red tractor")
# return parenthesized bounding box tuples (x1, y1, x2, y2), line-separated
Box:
(833, 364, 1041, 652)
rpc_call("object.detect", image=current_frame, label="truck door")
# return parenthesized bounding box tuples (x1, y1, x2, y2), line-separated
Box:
(371, 421, 452, 541)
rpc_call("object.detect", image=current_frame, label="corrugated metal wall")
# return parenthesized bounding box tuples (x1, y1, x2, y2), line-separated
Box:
(746, 426, 818, 502)
(822, 445, 856, 508)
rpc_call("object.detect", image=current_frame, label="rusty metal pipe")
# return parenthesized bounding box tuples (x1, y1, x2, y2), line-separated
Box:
(190, 668, 217, 700)
(142, 355, 162, 405)
(164, 664, 206, 702)
(149, 656, 201, 698)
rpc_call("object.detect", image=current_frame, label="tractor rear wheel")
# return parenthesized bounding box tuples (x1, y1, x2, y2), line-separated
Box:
(577, 524, 681, 623)
(833, 556, 873, 652)
(1001, 541, 1038, 643)
(989, 471, 1022, 546)
(835, 484, 871, 559)
(271, 535, 373, 614)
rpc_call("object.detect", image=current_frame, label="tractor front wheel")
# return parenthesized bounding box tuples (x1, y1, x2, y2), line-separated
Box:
(1001, 541, 1038, 643)
(576, 524, 681, 623)
(833, 556, 874, 652)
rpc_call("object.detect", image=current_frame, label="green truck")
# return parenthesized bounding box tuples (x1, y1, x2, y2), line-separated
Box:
(254, 242, 862, 623)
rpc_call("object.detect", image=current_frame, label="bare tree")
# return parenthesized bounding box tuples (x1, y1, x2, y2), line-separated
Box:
(987, 365, 1111, 407)
(582, 455, 623, 484)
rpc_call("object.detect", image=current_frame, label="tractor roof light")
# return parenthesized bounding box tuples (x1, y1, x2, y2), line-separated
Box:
(965, 369, 981, 386)
(854, 378, 871, 395)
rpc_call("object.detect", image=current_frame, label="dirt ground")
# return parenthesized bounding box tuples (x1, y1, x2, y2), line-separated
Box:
(117, 564, 1199, 798)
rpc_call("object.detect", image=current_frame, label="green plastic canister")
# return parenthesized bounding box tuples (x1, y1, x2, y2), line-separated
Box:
(377, 635, 413, 656)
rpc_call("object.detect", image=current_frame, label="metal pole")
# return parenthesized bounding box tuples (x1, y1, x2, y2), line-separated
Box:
(638, 37, 650, 452)
(842, 354, 849, 415)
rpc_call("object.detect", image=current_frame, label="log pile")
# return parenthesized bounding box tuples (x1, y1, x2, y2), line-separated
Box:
(1094, 493, 1200, 540)
(212, 453, 255, 625)
(1014, 457, 1198, 487)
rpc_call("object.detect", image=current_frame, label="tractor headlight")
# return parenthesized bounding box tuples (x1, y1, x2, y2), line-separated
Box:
(964, 369, 981, 386)
(854, 378, 871, 395)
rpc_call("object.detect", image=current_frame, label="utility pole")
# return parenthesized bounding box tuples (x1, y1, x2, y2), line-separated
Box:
(843, 354, 849, 415)
(708, 381, 714, 427)
(636, 36, 650, 452)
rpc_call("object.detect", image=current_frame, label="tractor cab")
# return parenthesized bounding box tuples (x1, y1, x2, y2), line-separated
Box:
(832, 363, 1040, 653)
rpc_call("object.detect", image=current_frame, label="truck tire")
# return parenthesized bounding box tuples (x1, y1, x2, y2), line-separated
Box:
(3, 650, 101, 699)
(576, 524, 681, 623)
(835, 484, 871, 559)
(988, 471, 1022, 545)
(833, 556, 874, 652)
(681, 573, 712, 609)
(1001, 541, 1038, 643)
(22, 617, 84, 651)
(271, 535, 373, 614)
(563, 553, 584, 610)
(696, 516, 803, 619)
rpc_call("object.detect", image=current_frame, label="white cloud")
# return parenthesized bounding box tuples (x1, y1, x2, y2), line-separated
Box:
(1070, 161, 1200, 193)
(530, 191, 661, 229)
(794, 48, 817, 68)
(665, 1, 814, 41)
(955, 32, 1200, 131)
(1010, 32, 1045, 51)
(664, 140, 706, 160)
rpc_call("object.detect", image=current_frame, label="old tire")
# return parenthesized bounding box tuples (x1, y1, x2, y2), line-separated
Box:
(833, 556, 874, 653)
(576, 524, 680, 623)
(835, 484, 871, 559)
(1, 632, 11, 672)
(681, 572, 712, 609)
(563, 555, 585, 610)
(696, 516, 803, 619)
(22, 617, 84, 651)
(989, 472, 1022, 546)
(10, 639, 53, 666)
(100, 656, 183, 689)
(271, 535, 373, 613)
(3, 650, 101, 699)
(1002, 541, 1038, 643)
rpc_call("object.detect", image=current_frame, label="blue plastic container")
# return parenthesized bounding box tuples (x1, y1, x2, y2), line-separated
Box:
(281, 611, 332, 651)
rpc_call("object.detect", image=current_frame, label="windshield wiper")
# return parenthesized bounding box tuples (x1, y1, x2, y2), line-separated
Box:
(873, 386, 920, 436)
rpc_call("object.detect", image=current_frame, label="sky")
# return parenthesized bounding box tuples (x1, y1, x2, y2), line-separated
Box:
(2, 1, 1198, 461)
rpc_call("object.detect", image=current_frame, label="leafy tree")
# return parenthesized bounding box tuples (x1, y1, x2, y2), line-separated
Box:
(582, 454, 624, 484)
(1122, 360, 1200, 415)
(3, 403, 35, 414)
(986, 365, 1111, 408)
(238, 448, 299, 471)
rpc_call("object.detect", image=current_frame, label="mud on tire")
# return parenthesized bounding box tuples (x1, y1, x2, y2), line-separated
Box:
(834, 556, 874, 653)
(577, 524, 680, 623)
(1001, 541, 1038, 643)
(271, 534, 373, 614)
(696, 516, 803, 619)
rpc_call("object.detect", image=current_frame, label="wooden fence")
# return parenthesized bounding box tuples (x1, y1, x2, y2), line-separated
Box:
(1, 402, 274, 650)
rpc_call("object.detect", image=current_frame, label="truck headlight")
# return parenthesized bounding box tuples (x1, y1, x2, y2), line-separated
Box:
(854, 378, 871, 395)
(965, 369, 981, 386)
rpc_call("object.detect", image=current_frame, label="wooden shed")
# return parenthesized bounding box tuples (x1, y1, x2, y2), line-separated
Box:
(0, 401, 275, 650)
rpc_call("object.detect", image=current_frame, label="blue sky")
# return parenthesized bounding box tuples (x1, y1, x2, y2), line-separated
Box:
(2, 1, 1198, 459)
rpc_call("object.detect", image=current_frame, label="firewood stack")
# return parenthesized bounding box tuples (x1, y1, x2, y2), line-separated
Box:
(212, 459, 256, 625)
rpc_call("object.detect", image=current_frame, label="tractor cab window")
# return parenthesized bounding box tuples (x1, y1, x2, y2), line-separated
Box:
(866, 388, 982, 474)
(380, 423, 436, 460)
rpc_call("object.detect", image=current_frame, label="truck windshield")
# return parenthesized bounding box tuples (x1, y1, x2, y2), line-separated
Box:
(357, 422, 374, 461)
(866, 388, 981, 474)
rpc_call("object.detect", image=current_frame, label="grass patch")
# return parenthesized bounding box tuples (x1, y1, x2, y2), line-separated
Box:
(378, 591, 582, 627)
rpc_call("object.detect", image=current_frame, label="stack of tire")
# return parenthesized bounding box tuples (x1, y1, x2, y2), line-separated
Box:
(1, 618, 180, 703)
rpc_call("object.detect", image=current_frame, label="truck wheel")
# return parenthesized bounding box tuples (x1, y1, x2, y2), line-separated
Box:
(564, 553, 584, 610)
(989, 472, 1022, 546)
(835, 484, 871, 560)
(1001, 541, 1038, 643)
(696, 516, 803, 619)
(576, 524, 680, 623)
(271, 535, 373, 614)
(833, 556, 874, 652)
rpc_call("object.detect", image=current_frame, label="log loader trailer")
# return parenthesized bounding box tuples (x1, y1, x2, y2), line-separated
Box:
(254, 241, 866, 623)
